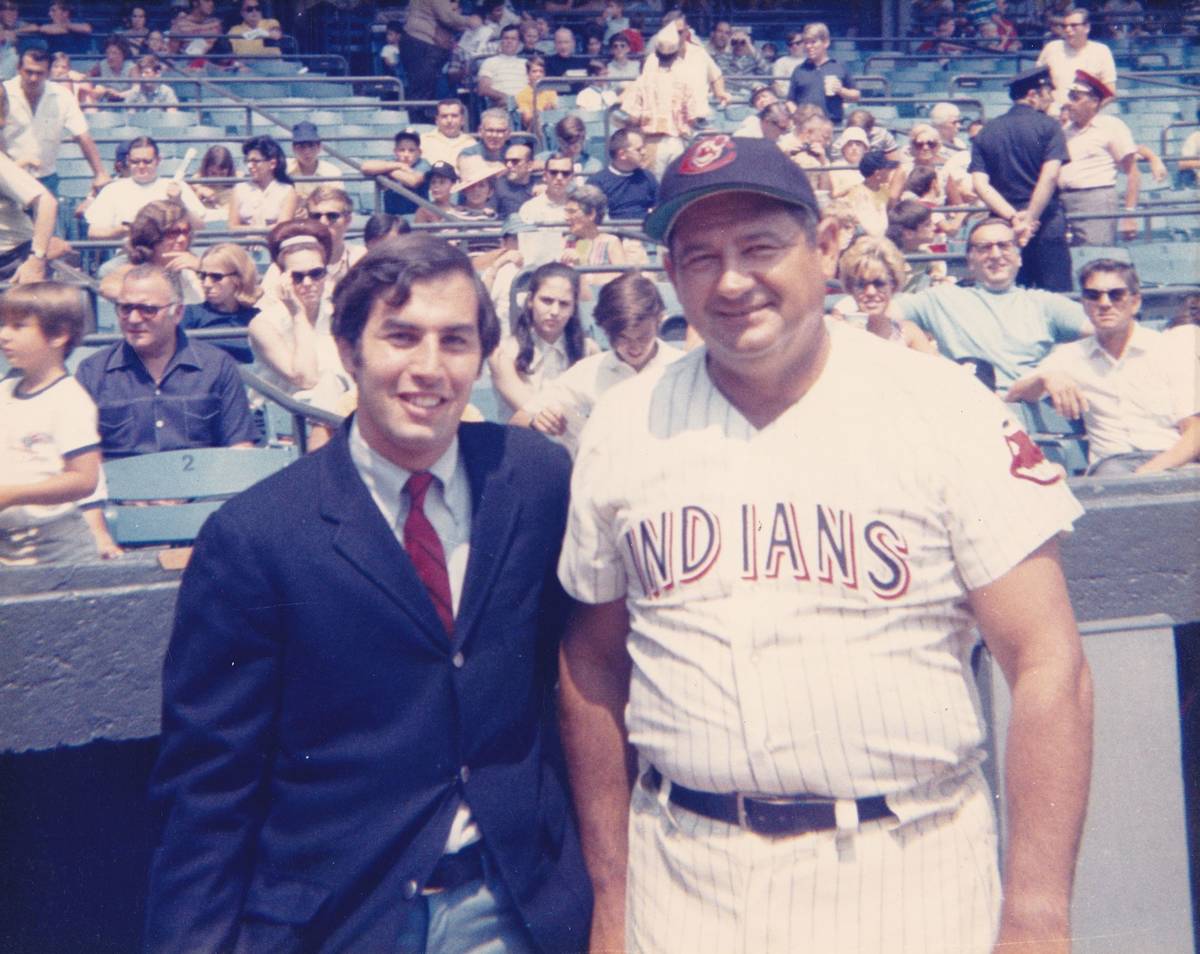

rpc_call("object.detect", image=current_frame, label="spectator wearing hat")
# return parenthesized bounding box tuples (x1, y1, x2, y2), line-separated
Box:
(452, 153, 503, 222)
(970, 66, 1072, 292)
(413, 160, 459, 224)
(1058, 69, 1139, 245)
(846, 148, 900, 236)
(286, 122, 343, 201)
(361, 128, 429, 217)
(731, 84, 778, 137)
(828, 126, 869, 197)
(1036, 6, 1117, 115)
(786, 22, 860, 126)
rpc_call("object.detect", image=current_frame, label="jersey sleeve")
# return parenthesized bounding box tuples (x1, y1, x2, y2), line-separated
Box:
(557, 407, 628, 604)
(939, 375, 1084, 591)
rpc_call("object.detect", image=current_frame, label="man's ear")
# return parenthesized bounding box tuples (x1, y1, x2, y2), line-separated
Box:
(814, 215, 840, 281)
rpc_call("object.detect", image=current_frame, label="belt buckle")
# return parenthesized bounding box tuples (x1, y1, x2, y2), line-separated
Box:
(741, 794, 835, 837)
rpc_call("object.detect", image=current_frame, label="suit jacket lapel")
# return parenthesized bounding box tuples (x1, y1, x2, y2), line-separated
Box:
(455, 424, 522, 649)
(319, 429, 450, 653)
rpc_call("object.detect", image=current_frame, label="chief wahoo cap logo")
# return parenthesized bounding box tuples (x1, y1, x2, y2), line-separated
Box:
(678, 134, 737, 175)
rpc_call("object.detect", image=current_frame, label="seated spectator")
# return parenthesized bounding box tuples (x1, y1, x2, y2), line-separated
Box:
(146, 30, 169, 57)
(545, 26, 582, 76)
(780, 105, 833, 192)
(828, 126, 868, 197)
(262, 184, 364, 298)
(772, 30, 805, 97)
(989, 0, 1021, 51)
(515, 271, 681, 455)
(494, 137, 537, 218)
(487, 261, 599, 415)
(885, 199, 949, 291)
(821, 196, 861, 256)
(733, 84, 779, 137)
(846, 108, 901, 159)
(170, 0, 222, 57)
(562, 182, 625, 297)
(518, 19, 543, 57)
(361, 211, 411, 248)
(540, 114, 603, 180)
(362, 128, 428, 217)
(601, 0, 629, 42)
(227, 0, 283, 58)
(477, 24, 527, 108)
(902, 165, 964, 236)
(190, 145, 239, 223)
(230, 135, 298, 229)
(419, 98, 477, 169)
(918, 15, 969, 57)
(720, 29, 766, 98)
(760, 41, 778, 65)
(519, 152, 573, 225)
(583, 29, 604, 58)
(98, 199, 204, 306)
(0, 281, 101, 565)
(31, 1, 91, 56)
(892, 218, 1092, 403)
(845, 149, 900, 236)
(831, 236, 938, 352)
(901, 123, 961, 202)
(459, 107, 511, 165)
(929, 102, 968, 153)
(451, 154, 503, 223)
(286, 121, 342, 200)
(577, 59, 618, 112)
(86, 137, 206, 240)
(587, 126, 656, 220)
(1006, 259, 1198, 475)
(516, 55, 558, 131)
(756, 102, 791, 147)
(116, 6, 150, 55)
(413, 161, 459, 224)
(124, 55, 180, 116)
(76, 264, 256, 463)
(704, 20, 732, 64)
(249, 219, 353, 425)
(88, 37, 136, 98)
(605, 31, 639, 82)
(48, 52, 100, 108)
(182, 243, 261, 364)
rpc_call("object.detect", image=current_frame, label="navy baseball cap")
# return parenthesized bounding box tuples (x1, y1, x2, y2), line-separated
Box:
(292, 121, 321, 143)
(643, 135, 819, 244)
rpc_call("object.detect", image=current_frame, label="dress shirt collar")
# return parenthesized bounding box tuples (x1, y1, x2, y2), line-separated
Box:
(106, 327, 199, 376)
(1088, 321, 1150, 363)
(530, 333, 568, 371)
(348, 417, 464, 529)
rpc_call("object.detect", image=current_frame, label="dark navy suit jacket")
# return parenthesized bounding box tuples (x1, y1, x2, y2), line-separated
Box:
(143, 422, 592, 953)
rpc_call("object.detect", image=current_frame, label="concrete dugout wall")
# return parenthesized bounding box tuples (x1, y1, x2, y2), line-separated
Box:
(2, 473, 1198, 952)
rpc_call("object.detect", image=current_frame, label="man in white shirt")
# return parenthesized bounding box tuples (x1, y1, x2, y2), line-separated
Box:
(85, 136, 206, 239)
(419, 99, 478, 169)
(1057, 69, 1138, 245)
(1007, 259, 1199, 475)
(476, 24, 526, 106)
(771, 29, 806, 97)
(2, 47, 107, 192)
(518, 152, 571, 225)
(285, 121, 343, 200)
(1036, 5, 1117, 115)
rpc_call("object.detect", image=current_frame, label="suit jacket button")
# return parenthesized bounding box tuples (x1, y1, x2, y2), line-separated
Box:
(403, 879, 419, 900)
(452, 651, 465, 668)
(459, 764, 470, 783)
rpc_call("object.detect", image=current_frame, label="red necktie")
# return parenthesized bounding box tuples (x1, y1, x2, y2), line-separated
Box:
(403, 472, 454, 636)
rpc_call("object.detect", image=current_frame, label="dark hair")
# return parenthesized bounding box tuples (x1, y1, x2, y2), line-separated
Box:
(362, 212, 411, 246)
(607, 126, 640, 159)
(104, 36, 131, 58)
(394, 128, 421, 147)
(127, 199, 189, 264)
(593, 271, 663, 339)
(885, 199, 932, 246)
(436, 98, 465, 116)
(199, 144, 235, 176)
(21, 48, 50, 68)
(903, 166, 938, 198)
(586, 58, 606, 77)
(967, 216, 1015, 245)
(126, 134, 159, 158)
(500, 23, 520, 38)
(242, 135, 292, 184)
(526, 52, 547, 74)
(554, 114, 586, 145)
(1079, 258, 1140, 295)
(332, 234, 500, 357)
(0, 282, 90, 356)
(513, 262, 585, 375)
(267, 218, 332, 266)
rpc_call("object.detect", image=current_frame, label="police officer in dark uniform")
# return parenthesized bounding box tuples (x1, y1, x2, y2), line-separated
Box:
(969, 66, 1072, 292)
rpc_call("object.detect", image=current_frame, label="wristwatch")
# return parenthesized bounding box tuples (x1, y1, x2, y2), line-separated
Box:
(30, 248, 46, 260)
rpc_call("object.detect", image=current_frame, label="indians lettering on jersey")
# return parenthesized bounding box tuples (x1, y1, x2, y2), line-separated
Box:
(622, 503, 911, 602)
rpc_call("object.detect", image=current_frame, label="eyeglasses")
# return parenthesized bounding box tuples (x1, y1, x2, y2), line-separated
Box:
(197, 270, 235, 283)
(243, 4, 260, 10)
(245, 157, 268, 166)
(117, 301, 172, 318)
(912, 140, 939, 149)
(163, 226, 191, 239)
(968, 240, 1016, 255)
(545, 168, 573, 178)
(852, 278, 893, 292)
(308, 211, 343, 223)
(290, 267, 327, 284)
(128, 157, 157, 165)
(504, 156, 526, 165)
(1081, 286, 1132, 303)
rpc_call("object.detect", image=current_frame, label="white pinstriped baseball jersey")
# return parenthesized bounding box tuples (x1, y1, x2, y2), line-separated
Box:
(558, 320, 1083, 813)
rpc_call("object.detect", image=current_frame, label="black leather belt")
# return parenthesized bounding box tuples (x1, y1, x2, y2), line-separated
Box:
(423, 842, 485, 895)
(647, 767, 894, 837)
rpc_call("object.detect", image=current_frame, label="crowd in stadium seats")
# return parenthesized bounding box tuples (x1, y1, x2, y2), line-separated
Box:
(0, 0, 1197, 564)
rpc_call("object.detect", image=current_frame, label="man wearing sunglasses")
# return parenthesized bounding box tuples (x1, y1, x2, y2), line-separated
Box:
(1006, 259, 1199, 476)
(74, 264, 254, 460)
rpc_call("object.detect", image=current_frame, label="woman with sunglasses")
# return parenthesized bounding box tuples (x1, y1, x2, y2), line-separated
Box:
(831, 236, 937, 353)
(901, 123, 967, 209)
(259, 186, 364, 302)
(181, 244, 262, 364)
(488, 262, 598, 417)
(97, 199, 204, 307)
(230, 135, 298, 229)
(248, 219, 352, 425)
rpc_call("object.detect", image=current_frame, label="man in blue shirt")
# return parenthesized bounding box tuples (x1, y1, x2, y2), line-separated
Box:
(587, 127, 657, 221)
(786, 22, 859, 125)
(75, 264, 255, 459)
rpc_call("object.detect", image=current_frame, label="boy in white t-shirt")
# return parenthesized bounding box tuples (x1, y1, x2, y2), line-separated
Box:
(0, 282, 105, 565)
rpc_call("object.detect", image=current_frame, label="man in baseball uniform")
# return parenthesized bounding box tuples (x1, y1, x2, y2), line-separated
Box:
(558, 135, 1093, 954)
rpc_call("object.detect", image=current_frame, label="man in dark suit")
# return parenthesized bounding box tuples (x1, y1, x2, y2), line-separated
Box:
(143, 235, 592, 953)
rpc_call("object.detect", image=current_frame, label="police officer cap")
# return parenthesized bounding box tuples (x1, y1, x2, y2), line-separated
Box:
(1070, 69, 1114, 101)
(1008, 65, 1052, 101)
(643, 135, 819, 244)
